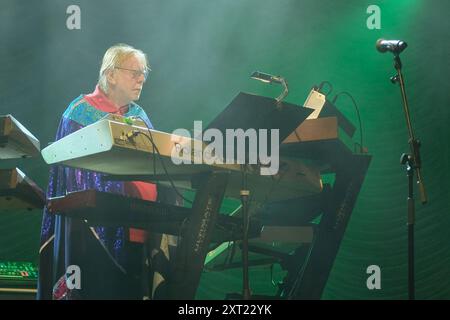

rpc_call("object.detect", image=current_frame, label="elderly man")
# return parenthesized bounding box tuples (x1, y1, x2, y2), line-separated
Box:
(37, 44, 169, 299)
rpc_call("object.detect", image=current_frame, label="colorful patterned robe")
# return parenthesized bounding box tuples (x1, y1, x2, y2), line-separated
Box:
(37, 94, 161, 299)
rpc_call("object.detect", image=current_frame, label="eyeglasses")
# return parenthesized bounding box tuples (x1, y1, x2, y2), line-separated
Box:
(115, 67, 149, 81)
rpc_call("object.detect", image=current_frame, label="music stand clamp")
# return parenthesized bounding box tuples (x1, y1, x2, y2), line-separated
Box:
(390, 52, 428, 300)
(240, 165, 251, 300)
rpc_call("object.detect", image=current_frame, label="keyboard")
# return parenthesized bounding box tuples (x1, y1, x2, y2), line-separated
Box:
(0, 261, 38, 288)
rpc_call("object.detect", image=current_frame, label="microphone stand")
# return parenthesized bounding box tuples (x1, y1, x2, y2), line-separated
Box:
(390, 53, 427, 300)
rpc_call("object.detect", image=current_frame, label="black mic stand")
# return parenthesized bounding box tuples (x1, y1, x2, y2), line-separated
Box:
(390, 53, 427, 300)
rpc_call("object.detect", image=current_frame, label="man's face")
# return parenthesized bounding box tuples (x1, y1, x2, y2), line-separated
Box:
(109, 54, 147, 105)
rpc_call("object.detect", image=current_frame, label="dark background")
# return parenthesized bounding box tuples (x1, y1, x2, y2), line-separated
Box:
(0, 0, 449, 299)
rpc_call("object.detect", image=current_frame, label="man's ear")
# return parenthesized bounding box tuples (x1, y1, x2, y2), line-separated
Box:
(106, 69, 116, 85)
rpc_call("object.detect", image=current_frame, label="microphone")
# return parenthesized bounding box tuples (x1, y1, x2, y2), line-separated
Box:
(376, 39, 407, 54)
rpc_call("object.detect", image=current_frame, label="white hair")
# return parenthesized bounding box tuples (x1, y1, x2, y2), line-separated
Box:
(98, 43, 150, 93)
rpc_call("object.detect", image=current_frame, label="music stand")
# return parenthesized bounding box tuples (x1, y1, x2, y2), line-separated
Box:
(205, 92, 313, 299)
(206, 92, 312, 143)
(0, 114, 40, 159)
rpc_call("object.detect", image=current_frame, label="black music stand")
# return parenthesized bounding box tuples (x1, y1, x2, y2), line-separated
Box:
(0, 115, 44, 210)
(206, 92, 313, 299)
(0, 114, 40, 159)
(206, 92, 313, 148)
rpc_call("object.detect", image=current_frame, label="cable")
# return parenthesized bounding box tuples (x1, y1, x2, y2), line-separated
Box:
(132, 116, 193, 204)
(317, 81, 333, 97)
(332, 91, 364, 154)
(136, 131, 193, 205)
(284, 233, 317, 299)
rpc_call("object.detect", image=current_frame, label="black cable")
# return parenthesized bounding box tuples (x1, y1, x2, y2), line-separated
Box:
(318, 81, 333, 96)
(132, 116, 193, 204)
(332, 91, 364, 154)
(284, 233, 317, 299)
(136, 129, 194, 270)
(136, 131, 193, 205)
